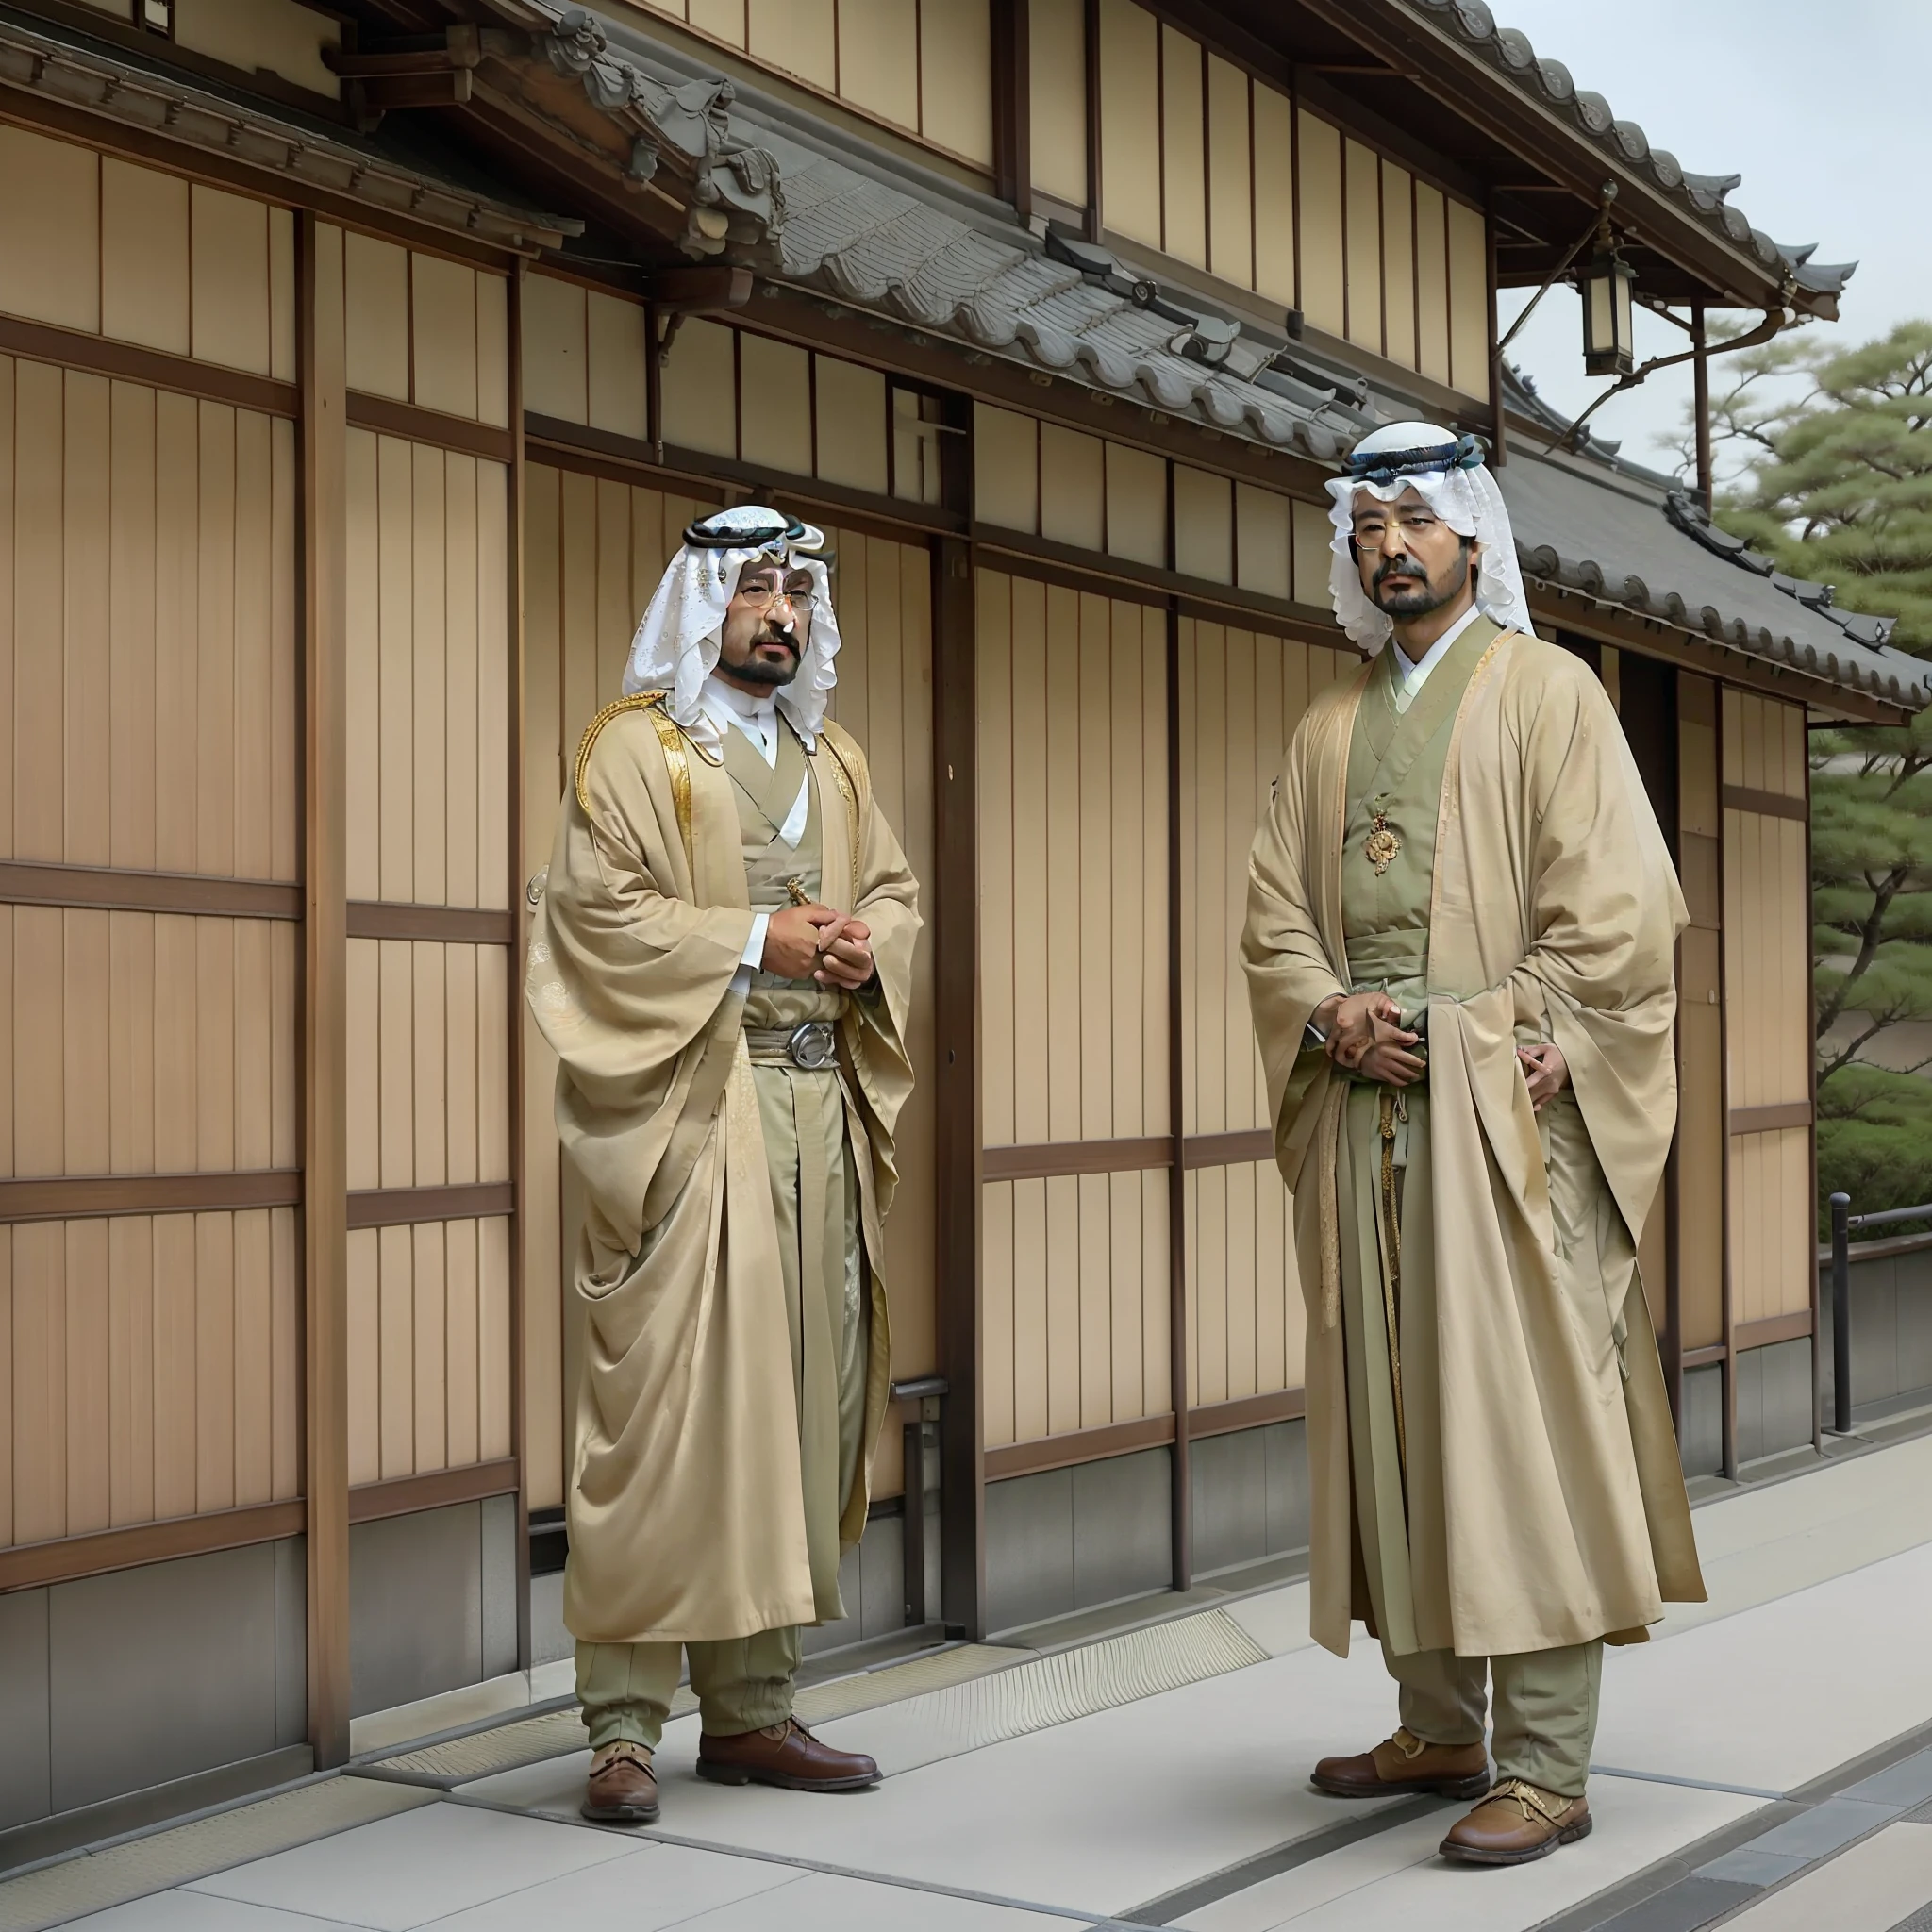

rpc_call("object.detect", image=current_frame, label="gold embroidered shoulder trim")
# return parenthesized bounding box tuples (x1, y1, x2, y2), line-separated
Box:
(574, 691, 693, 869)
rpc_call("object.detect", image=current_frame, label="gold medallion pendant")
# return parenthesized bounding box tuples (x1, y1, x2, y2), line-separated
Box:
(1365, 813, 1402, 875)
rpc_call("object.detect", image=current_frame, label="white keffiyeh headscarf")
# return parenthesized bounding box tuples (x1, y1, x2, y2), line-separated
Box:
(1325, 422, 1536, 652)
(622, 504, 841, 752)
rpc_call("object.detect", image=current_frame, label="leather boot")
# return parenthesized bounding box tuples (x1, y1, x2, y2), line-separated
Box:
(1440, 1778, 1591, 1864)
(581, 1742, 659, 1824)
(1312, 1726, 1491, 1800)
(696, 1718, 880, 1791)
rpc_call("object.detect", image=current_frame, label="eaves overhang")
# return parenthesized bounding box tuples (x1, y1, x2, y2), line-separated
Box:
(1291, 0, 1849, 319)
(0, 9, 577, 254)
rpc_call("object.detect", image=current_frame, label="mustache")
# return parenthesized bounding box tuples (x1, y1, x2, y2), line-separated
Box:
(1373, 558, 1426, 585)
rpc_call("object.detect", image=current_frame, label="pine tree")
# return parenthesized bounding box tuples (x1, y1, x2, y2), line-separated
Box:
(1668, 322, 1932, 1222)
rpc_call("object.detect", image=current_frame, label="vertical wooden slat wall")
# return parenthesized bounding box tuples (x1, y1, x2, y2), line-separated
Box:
(979, 573, 1171, 1448)
(622, 0, 995, 169)
(0, 131, 303, 1555)
(1177, 622, 1353, 1411)
(1082, 1, 1487, 398)
(1723, 691, 1812, 1330)
(339, 241, 516, 1496)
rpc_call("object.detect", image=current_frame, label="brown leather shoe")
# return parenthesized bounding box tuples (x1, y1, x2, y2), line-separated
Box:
(1440, 1779, 1591, 1864)
(1311, 1727, 1491, 1800)
(581, 1745, 659, 1824)
(696, 1718, 880, 1791)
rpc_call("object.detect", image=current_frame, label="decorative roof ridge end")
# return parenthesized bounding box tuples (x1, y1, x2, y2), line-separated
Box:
(483, 0, 783, 258)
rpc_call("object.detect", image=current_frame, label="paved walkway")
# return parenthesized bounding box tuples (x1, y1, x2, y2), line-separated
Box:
(17, 1431, 1932, 1932)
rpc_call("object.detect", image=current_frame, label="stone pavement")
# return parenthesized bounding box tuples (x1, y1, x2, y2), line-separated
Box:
(16, 1429, 1932, 1932)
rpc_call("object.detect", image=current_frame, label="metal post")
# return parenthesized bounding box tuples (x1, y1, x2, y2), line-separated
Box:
(1830, 1191, 1852, 1434)
(892, 1376, 947, 1629)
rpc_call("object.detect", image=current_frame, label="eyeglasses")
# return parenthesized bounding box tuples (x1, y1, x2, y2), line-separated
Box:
(735, 574, 818, 613)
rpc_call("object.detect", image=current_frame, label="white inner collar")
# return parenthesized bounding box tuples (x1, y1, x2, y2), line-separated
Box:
(704, 675, 781, 766)
(1391, 601, 1484, 697)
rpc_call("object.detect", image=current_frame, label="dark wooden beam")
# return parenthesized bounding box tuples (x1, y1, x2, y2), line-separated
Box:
(982, 1388, 1307, 1480)
(932, 530, 985, 1640)
(647, 265, 755, 314)
(983, 1136, 1173, 1181)
(1734, 1309, 1813, 1353)
(0, 861, 299, 920)
(506, 261, 534, 1675)
(1166, 587, 1192, 1595)
(0, 1171, 300, 1224)
(1721, 784, 1807, 824)
(986, 1413, 1174, 1481)
(0, 1500, 307, 1595)
(348, 1458, 519, 1525)
(347, 1183, 516, 1230)
(991, 0, 1032, 221)
(346, 901, 515, 944)
(0, 313, 296, 418)
(300, 211, 353, 1774)
(1081, 0, 1102, 241)
(345, 392, 515, 465)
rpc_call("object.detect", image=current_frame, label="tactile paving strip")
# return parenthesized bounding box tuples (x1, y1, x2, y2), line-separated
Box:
(793, 1643, 1029, 1726)
(844, 1609, 1271, 1777)
(0, 1776, 434, 1932)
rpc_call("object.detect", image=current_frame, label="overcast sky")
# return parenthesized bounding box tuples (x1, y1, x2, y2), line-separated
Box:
(1486, 0, 1924, 482)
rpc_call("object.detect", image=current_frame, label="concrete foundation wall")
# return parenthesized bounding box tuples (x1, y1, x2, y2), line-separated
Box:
(1679, 1340, 1815, 1478)
(983, 1420, 1309, 1636)
(349, 1496, 519, 1719)
(1823, 1241, 1932, 1418)
(0, 1495, 521, 1848)
(1736, 1338, 1814, 1464)
(0, 1538, 306, 1838)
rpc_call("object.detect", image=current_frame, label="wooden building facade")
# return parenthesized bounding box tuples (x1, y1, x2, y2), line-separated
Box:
(0, 0, 1920, 1855)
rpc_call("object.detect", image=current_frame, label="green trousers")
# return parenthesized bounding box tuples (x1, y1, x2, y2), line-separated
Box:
(577, 1625, 803, 1751)
(1386, 1636, 1603, 1797)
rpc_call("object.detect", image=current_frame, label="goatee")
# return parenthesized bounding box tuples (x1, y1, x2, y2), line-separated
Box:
(731, 636, 800, 688)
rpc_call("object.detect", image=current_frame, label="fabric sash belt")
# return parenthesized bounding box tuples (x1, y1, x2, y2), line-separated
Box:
(744, 1023, 841, 1068)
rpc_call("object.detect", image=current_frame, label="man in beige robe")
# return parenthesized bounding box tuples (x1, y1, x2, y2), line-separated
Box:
(1243, 425, 1704, 1864)
(526, 506, 920, 1824)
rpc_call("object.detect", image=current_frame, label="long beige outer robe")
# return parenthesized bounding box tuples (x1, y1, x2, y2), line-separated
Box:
(526, 695, 920, 1646)
(1243, 628, 1706, 1659)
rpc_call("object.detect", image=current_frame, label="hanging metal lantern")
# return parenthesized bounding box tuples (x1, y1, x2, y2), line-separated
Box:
(1580, 246, 1636, 376)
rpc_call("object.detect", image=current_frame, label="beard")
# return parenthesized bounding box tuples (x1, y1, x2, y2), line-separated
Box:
(1371, 543, 1472, 617)
(726, 629, 801, 687)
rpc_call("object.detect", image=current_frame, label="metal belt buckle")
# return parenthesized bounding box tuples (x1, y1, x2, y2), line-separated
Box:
(787, 1020, 837, 1070)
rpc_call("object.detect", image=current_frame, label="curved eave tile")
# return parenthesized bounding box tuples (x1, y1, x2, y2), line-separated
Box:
(1400, 0, 1851, 300)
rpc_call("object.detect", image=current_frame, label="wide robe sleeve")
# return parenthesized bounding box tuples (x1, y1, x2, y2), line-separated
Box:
(526, 707, 758, 1259)
(821, 719, 922, 1224)
(1446, 646, 1688, 1245)
(1242, 683, 1360, 1192)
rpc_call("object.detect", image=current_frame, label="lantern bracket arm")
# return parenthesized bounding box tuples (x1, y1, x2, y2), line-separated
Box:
(1496, 182, 1619, 358)
(1538, 292, 1796, 456)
